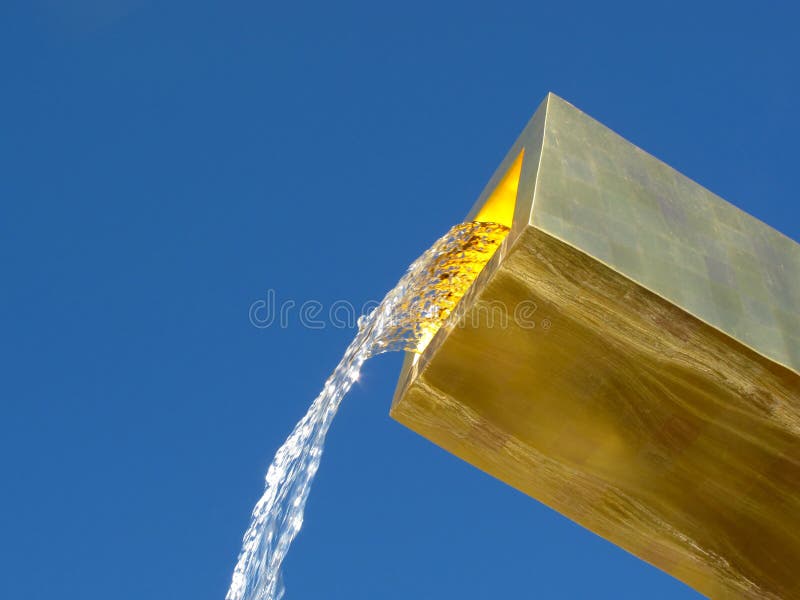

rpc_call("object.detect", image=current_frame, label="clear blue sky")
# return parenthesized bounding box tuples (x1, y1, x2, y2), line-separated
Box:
(2, 2, 798, 598)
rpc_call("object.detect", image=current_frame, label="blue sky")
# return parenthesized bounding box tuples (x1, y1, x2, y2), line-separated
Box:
(2, 2, 798, 598)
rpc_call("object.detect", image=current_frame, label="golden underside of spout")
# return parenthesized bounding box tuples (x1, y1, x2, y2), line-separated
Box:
(392, 226, 800, 599)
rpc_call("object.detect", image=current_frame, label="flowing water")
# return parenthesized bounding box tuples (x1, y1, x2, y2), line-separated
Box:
(226, 221, 508, 600)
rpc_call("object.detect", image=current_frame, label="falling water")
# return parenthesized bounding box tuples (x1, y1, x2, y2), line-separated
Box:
(226, 221, 509, 600)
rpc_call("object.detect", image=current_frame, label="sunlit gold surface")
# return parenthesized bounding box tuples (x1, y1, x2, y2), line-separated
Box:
(474, 149, 524, 228)
(392, 94, 800, 598)
(408, 222, 508, 356)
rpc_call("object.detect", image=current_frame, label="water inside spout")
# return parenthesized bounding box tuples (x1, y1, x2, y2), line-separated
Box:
(226, 221, 508, 600)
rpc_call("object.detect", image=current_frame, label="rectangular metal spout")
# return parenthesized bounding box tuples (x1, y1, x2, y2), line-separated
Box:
(392, 93, 800, 599)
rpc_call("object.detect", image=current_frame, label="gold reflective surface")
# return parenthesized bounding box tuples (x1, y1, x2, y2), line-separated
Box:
(393, 94, 800, 598)
(404, 222, 509, 356)
(474, 149, 524, 228)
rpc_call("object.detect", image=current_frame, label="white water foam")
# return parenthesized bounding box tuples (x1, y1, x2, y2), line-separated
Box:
(226, 222, 507, 600)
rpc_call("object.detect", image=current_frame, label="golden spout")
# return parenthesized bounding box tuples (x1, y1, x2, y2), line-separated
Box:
(392, 93, 800, 599)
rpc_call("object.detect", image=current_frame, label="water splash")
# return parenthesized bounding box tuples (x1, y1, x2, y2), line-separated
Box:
(226, 222, 508, 600)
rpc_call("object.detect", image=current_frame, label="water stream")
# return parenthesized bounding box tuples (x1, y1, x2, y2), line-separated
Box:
(226, 222, 508, 600)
